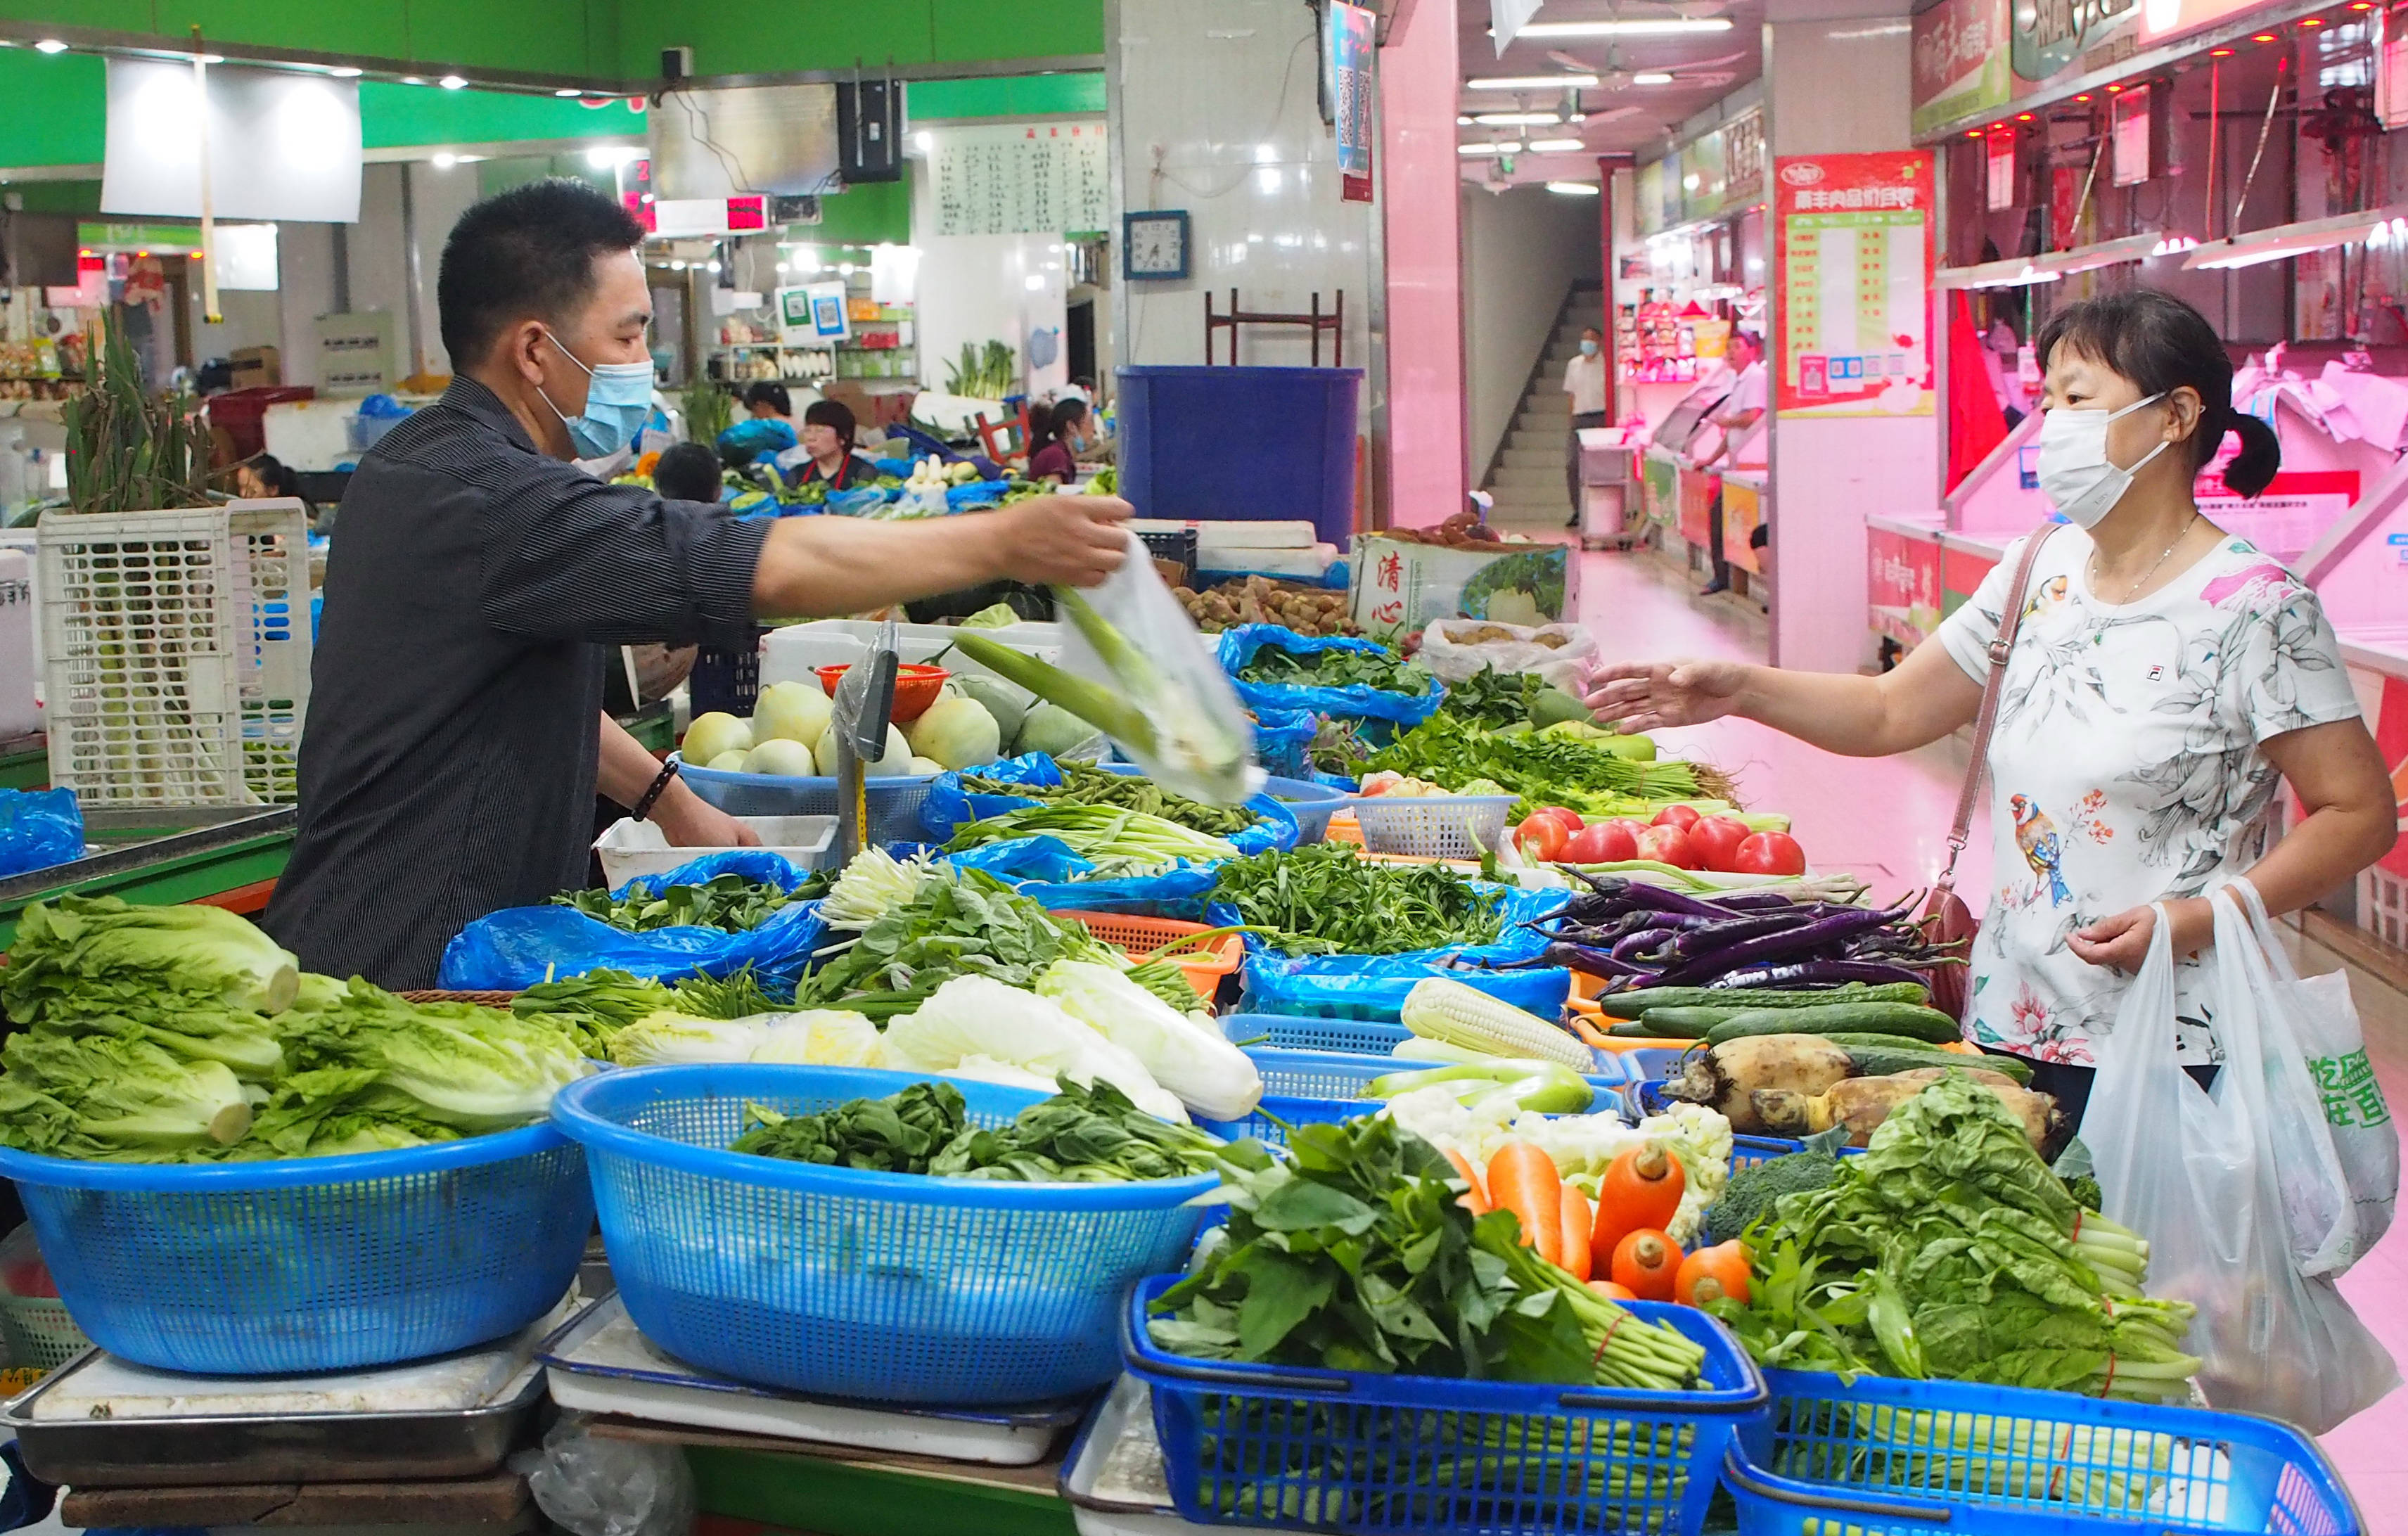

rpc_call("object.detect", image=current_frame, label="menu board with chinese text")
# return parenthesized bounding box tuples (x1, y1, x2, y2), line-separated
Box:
(930, 122, 1110, 237)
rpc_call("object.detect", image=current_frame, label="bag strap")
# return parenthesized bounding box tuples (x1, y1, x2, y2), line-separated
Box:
(1934, 526, 2061, 900)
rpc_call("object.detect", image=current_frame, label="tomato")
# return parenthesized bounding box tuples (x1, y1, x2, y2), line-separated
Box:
(1537, 805, 1585, 831)
(1688, 815, 1752, 873)
(1602, 817, 1650, 843)
(1515, 817, 1569, 861)
(1635, 825, 1700, 869)
(1358, 779, 1392, 795)
(1734, 831, 1807, 876)
(1651, 804, 1702, 831)
(1563, 821, 1638, 864)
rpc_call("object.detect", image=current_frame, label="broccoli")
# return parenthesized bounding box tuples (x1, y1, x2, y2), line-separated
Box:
(2064, 1172, 2103, 1212)
(1702, 1149, 1845, 1246)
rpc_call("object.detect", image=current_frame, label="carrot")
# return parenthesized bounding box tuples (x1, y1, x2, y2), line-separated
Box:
(1610, 1228, 1682, 1302)
(1444, 1147, 1491, 1215)
(1558, 1182, 1594, 1281)
(1486, 1142, 1563, 1266)
(1587, 1279, 1637, 1302)
(1591, 1143, 1686, 1274)
(1674, 1241, 1752, 1307)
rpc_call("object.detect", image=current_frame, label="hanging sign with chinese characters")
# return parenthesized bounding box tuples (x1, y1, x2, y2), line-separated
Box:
(1772, 153, 1935, 417)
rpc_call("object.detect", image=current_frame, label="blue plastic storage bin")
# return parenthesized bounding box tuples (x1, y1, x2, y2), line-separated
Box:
(1125, 1274, 1767, 1535)
(1115, 365, 1363, 545)
(1725, 1367, 2358, 1536)
(674, 752, 935, 840)
(551, 1064, 1220, 1406)
(1219, 1009, 1411, 1055)
(0, 1126, 591, 1376)
(1240, 959, 1573, 1027)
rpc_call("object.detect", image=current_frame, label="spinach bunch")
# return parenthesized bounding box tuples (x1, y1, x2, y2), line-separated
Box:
(930, 1077, 1229, 1182)
(1362, 712, 1712, 819)
(554, 872, 816, 933)
(1436, 667, 1542, 731)
(1237, 644, 1432, 696)
(731, 1082, 968, 1173)
(1209, 845, 1506, 955)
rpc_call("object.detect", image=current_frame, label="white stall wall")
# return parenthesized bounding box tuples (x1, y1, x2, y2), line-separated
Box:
(1461, 184, 1602, 473)
(274, 223, 341, 390)
(350, 160, 480, 379)
(188, 289, 285, 369)
(1111, 0, 1376, 383)
(909, 148, 1072, 399)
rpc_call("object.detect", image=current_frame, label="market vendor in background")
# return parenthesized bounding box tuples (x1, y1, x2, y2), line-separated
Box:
(743, 380, 796, 430)
(1584, 288, 2396, 1125)
(1027, 397, 1091, 485)
(267, 178, 1130, 989)
(790, 398, 883, 491)
(1694, 328, 1765, 597)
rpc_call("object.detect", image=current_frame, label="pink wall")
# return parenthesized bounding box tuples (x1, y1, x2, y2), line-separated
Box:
(1380, 0, 1467, 528)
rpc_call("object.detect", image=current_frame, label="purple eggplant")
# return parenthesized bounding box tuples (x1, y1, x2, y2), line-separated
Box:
(1709, 890, 1805, 911)
(1651, 902, 1917, 987)
(1610, 926, 1678, 962)
(1538, 940, 1647, 975)
(1665, 909, 1817, 959)
(1568, 873, 1733, 921)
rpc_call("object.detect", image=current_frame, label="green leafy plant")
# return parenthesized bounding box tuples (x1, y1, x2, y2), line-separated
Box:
(683, 378, 736, 444)
(942, 339, 1017, 399)
(62, 321, 214, 515)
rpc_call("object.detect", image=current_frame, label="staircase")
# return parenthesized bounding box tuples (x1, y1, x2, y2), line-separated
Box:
(1482, 289, 1608, 525)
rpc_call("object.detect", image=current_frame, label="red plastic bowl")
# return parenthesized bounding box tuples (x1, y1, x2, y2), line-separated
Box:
(814, 662, 950, 722)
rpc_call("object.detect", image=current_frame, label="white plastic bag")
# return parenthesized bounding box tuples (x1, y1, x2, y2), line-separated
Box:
(1416, 618, 1600, 695)
(2086, 901, 2399, 1433)
(511, 1415, 695, 1536)
(2227, 878, 2398, 1264)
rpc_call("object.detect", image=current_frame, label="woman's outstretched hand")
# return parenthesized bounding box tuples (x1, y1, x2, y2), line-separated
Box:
(1583, 659, 1751, 733)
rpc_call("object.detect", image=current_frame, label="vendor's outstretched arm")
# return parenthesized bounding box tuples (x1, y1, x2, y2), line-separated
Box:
(751, 494, 1132, 617)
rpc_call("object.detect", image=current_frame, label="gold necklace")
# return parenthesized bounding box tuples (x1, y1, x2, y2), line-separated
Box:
(2092, 511, 2201, 603)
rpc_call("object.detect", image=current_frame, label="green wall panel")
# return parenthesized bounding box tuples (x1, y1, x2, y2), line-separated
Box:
(15, 180, 101, 212)
(0, 0, 152, 29)
(906, 72, 1102, 120)
(807, 169, 911, 247)
(404, 0, 591, 75)
(613, 0, 937, 77)
(165, 0, 409, 61)
(930, 0, 1100, 62)
(0, 49, 101, 166)
(359, 79, 640, 148)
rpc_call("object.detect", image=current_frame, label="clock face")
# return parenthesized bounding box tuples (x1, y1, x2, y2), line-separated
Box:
(1127, 212, 1187, 279)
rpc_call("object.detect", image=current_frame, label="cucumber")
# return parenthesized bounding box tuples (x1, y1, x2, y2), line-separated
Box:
(1597, 982, 1927, 1019)
(1701, 1002, 1964, 1047)
(1633, 1006, 1739, 1039)
(1827, 1039, 2032, 1083)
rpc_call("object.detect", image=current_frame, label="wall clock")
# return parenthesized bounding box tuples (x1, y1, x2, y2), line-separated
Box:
(1123, 210, 1191, 281)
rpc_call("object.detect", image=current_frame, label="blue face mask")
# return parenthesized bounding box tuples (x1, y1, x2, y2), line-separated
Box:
(541, 331, 654, 459)
(1580, 338, 1600, 357)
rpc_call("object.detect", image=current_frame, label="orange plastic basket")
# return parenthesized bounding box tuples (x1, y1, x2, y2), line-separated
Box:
(1050, 910, 1243, 1006)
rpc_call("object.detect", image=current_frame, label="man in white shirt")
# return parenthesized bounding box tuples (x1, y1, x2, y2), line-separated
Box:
(1698, 329, 1766, 594)
(1562, 327, 1608, 529)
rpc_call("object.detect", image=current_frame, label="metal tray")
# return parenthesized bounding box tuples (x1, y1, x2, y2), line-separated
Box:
(1058, 1374, 1225, 1536)
(539, 1295, 1084, 1466)
(4, 1352, 546, 1489)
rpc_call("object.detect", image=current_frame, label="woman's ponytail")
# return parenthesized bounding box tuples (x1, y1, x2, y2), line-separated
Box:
(2222, 410, 2281, 499)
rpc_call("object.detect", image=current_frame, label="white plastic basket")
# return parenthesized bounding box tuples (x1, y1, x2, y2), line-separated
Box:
(594, 814, 838, 888)
(1350, 793, 1518, 859)
(39, 499, 311, 808)
(2359, 864, 2407, 952)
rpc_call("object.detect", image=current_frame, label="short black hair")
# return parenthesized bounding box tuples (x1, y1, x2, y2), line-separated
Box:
(744, 381, 792, 416)
(802, 397, 857, 450)
(1035, 397, 1088, 447)
(2036, 288, 2279, 498)
(436, 178, 647, 366)
(653, 442, 724, 503)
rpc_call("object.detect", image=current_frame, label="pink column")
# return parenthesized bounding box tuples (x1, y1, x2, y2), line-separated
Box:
(1380, 0, 1466, 529)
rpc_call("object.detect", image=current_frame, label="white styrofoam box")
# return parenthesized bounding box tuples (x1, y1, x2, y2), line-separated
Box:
(1204, 542, 1336, 578)
(595, 814, 837, 888)
(0, 534, 37, 709)
(761, 618, 1065, 689)
(1195, 520, 1318, 552)
(39, 499, 312, 807)
(262, 399, 361, 473)
(0, 549, 35, 738)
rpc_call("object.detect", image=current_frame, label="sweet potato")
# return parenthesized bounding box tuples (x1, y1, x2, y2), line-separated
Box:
(1750, 1073, 2058, 1148)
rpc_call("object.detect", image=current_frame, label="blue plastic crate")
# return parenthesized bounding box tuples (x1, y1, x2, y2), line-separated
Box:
(1724, 1367, 2358, 1536)
(550, 1064, 1219, 1406)
(1626, 1080, 1861, 1172)
(1200, 1047, 1632, 1148)
(1126, 1274, 1767, 1535)
(0, 1126, 591, 1376)
(1116, 365, 1363, 545)
(1238, 963, 1573, 1027)
(1262, 775, 1351, 843)
(1215, 1014, 1618, 1077)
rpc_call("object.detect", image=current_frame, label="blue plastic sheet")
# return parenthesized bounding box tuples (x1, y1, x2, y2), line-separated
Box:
(1217, 625, 1446, 727)
(939, 836, 1224, 915)
(437, 851, 826, 992)
(918, 753, 1298, 855)
(0, 788, 83, 881)
(826, 487, 891, 518)
(1239, 955, 1571, 1023)
(1248, 708, 1318, 780)
(717, 418, 798, 461)
(944, 479, 1011, 510)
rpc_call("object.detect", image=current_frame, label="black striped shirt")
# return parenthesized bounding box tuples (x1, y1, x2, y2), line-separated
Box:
(266, 378, 768, 987)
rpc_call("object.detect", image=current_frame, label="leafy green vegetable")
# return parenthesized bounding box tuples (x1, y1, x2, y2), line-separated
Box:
(1237, 643, 1433, 696)
(733, 1081, 969, 1172)
(1362, 712, 1729, 817)
(3, 895, 300, 1023)
(944, 803, 1237, 871)
(1209, 845, 1506, 956)
(1437, 667, 1544, 731)
(0, 1032, 254, 1160)
(553, 871, 815, 933)
(1710, 1077, 2199, 1403)
(961, 759, 1256, 837)
(274, 980, 596, 1135)
(1701, 1132, 1846, 1247)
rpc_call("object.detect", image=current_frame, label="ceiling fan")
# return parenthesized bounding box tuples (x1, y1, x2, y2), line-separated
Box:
(1550, 44, 1745, 91)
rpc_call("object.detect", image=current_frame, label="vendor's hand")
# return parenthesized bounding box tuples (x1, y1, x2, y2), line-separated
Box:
(2067, 899, 2212, 971)
(1583, 659, 1750, 733)
(651, 781, 762, 848)
(990, 494, 1132, 587)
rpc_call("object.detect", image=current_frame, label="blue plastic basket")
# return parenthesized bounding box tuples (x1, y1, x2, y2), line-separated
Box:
(1724, 1368, 2359, 1536)
(1116, 365, 1364, 544)
(1215, 1013, 1620, 1075)
(1239, 962, 1573, 1026)
(0, 1127, 591, 1376)
(1126, 1274, 1767, 1535)
(673, 752, 935, 840)
(1199, 1047, 1631, 1147)
(551, 1064, 1220, 1406)
(1262, 775, 1351, 842)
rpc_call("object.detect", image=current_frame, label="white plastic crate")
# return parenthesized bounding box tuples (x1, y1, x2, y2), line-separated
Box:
(2360, 864, 2407, 953)
(1352, 793, 1517, 859)
(39, 498, 311, 808)
(594, 814, 837, 888)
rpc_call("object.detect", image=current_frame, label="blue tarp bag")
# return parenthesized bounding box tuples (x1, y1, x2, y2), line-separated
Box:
(716, 418, 798, 462)
(1248, 708, 1318, 780)
(1217, 624, 1445, 729)
(1219, 879, 1568, 1020)
(918, 753, 1298, 855)
(0, 788, 83, 881)
(938, 836, 1222, 915)
(944, 479, 1010, 510)
(438, 851, 826, 992)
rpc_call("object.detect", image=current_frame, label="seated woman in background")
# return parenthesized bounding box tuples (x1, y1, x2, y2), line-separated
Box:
(233, 453, 319, 526)
(1026, 397, 1089, 485)
(743, 381, 795, 428)
(790, 398, 884, 492)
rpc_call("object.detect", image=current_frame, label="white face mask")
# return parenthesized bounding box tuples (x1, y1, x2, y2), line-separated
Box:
(2035, 392, 2170, 528)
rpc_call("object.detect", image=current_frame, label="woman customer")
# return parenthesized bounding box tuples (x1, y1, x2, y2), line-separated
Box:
(1584, 288, 2396, 1124)
(1027, 397, 1089, 485)
(792, 397, 883, 491)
